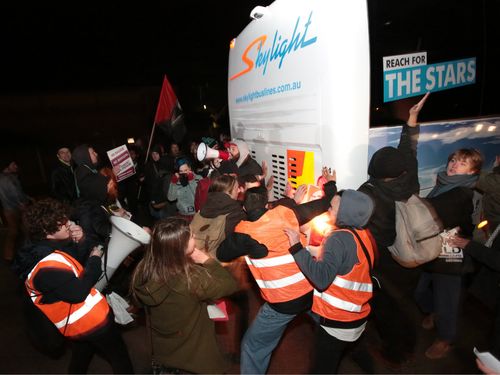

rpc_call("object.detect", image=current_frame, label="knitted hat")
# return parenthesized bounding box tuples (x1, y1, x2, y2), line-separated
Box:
(201, 136, 217, 148)
(368, 147, 407, 179)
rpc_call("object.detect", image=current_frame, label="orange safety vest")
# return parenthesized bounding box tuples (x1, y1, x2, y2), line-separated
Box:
(235, 205, 312, 303)
(312, 229, 374, 322)
(25, 250, 109, 338)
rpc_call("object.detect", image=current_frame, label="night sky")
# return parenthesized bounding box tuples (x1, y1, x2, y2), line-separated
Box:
(0, 2, 273, 93)
(0, 1, 274, 146)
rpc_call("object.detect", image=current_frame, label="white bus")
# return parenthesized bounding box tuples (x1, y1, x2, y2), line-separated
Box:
(228, 0, 500, 197)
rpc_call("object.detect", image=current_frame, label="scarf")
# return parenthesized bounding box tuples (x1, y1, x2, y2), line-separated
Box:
(427, 171, 478, 198)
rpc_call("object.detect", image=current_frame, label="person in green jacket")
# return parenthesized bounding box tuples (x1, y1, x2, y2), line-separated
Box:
(132, 217, 238, 374)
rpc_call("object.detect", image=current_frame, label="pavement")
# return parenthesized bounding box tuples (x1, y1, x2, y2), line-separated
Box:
(0, 234, 492, 374)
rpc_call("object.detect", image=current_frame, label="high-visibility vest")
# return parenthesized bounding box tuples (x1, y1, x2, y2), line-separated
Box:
(25, 250, 109, 338)
(235, 206, 312, 303)
(312, 229, 374, 322)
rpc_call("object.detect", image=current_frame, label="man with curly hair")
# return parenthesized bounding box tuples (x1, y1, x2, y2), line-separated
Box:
(12, 198, 133, 373)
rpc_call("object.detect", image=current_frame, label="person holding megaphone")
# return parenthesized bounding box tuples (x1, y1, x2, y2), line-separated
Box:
(12, 198, 134, 374)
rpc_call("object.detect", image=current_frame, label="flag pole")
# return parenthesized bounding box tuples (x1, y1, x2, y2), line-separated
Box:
(144, 122, 156, 165)
(137, 122, 155, 201)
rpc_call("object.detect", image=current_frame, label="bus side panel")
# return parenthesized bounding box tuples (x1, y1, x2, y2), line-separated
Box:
(228, 0, 370, 194)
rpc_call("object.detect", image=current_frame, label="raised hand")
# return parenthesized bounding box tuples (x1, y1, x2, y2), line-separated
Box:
(322, 167, 336, 182)
(408, 92, 430, 126)
(293, 184, 308, 204)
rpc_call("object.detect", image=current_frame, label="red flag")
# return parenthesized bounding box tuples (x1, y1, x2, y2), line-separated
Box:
(154, 75, 178, 125)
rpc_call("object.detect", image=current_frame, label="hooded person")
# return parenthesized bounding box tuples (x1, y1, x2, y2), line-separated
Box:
(72, 144, 109, 202)
(227, 139, 263, 180)
(143, 144, 175, 220)
(285, 189, 376, 374)
(355, 93, 426, 368)
(71, 145, 119, 249)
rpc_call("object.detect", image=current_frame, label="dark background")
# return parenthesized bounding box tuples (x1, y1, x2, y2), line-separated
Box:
(0, 1, 273, 193)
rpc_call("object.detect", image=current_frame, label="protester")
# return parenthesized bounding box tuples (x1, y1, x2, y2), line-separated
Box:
(0, 159, 29, 262)
(217, 167, 336, 374)
(50, 146, 78, 204)
(72, 144, 108, 202)
(12, 198, 133, 374)
(71, 146, 126, 249)
(132, 217, 237, 374)
(227, 139, 262, 180)
(118, 145, 142, 221)
(142, 144, 175, 220)
(415, 147, 483, 359)
(284, 189, 376, 374)
(167, 157, 201, 221)
(356, 93, 427, 368)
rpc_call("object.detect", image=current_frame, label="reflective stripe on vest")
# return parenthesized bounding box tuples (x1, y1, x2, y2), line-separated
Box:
(253, 271, 306, 289)
(313, 289, 362, 312)
(25, 250, 109, 337)
(312, 229, 374, 322)
(244, 253, 295, 268)
(236, 206, 312, 303)
(53, 292, 104, 329)
(332, 275, 372, 293)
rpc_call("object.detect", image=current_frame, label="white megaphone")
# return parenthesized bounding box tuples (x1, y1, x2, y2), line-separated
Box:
(95, 216, 151, 291)
(196, 143, 230, 162)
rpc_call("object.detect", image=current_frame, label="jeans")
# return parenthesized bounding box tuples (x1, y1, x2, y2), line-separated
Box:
(240, 303, 296, 374)
(414, 271, 462, 342)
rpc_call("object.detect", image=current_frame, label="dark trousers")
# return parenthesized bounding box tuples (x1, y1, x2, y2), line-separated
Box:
(68, 323, 134, 374)
(312, 325, 348, 374)
(371, 285, 416, 362)
(414, 271, 462, 342)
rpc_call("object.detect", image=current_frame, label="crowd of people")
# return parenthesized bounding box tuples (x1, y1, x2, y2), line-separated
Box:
(0, 92, 499, 374)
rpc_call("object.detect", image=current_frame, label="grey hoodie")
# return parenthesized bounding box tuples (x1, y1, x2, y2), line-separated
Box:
(291, 189, 374, 292)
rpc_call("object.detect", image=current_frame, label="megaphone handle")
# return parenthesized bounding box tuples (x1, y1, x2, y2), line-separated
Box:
(100, 237, 112, 290)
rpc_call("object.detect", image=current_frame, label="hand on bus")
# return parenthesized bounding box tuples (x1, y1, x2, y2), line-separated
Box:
(293, 184, 308, 204)
(284, 181, 296, 199)
(408, 92, 430, 126)
(322, 167, 336, 182)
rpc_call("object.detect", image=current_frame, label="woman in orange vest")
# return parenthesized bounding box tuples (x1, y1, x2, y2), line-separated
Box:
(12, 198, 133, 374)
(284, 189, 376, 374)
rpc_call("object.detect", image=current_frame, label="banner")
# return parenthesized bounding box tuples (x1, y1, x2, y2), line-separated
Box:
(107, 145, 135, 182)
(383, 53, 476, 102)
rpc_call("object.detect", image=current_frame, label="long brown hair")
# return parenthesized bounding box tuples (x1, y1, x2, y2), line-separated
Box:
(132, 217, 199, 292)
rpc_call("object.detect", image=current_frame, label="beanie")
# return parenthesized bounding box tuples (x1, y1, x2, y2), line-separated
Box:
(368, 147, 407, 179)
(201, 137, 217, 148)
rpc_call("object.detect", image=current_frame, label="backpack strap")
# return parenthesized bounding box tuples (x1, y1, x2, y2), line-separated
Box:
(348, 228, 373, 271)
(346, 228, 381, 289)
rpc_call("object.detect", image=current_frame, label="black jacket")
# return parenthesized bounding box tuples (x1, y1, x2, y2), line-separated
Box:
(358, 124, 420, 249)
(199, 191, 246, 236)
(50, 160, 77, 203)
